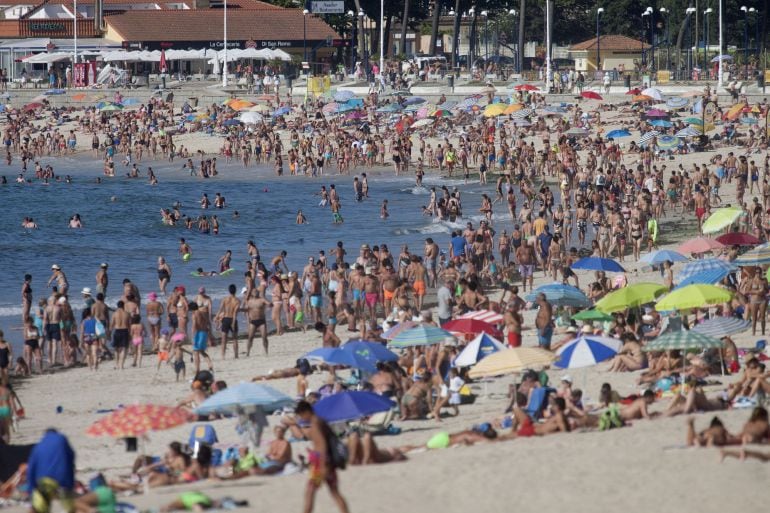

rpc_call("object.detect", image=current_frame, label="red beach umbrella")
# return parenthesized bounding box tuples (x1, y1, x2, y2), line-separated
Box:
(581, 91, 603, 100)
(715, 232, 763, 246)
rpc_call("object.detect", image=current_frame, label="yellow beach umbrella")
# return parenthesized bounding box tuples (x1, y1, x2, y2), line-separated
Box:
(654, 284, 732, 312)
(595, 283, 668, 313)
(701, 206, 743, 234)
(503, 103, 524, 115)
(483, 104, 506, 117)
(725, 102, 746, 121)
(468, 347, 556, 378)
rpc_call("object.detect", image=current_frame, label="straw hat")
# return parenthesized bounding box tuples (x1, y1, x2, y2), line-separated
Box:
(51, 264, 61, 270)
(81, 287, 92, 296)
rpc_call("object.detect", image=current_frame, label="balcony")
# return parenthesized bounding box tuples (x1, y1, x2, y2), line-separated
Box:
(0, 19, 101, 38)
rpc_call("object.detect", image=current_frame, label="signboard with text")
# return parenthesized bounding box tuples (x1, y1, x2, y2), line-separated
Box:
(311, 1, 344, 13)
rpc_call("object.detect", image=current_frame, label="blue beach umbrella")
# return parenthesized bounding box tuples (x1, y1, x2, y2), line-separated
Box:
(195, 383, 294, 416)
(342, 340, 399, 364)
(313, 391, 396, 423)
(640, 249, 688, 265)
(676, 258, 736, 283)
(606, 129, 631, 139)
(389, 325, 457, 348)
(734, 242, 770, 266)
(303, 347, 379, 372)
(525, 283, 590, 308)
(554, 335, 623, 369)
(649, 119, 673, 128)
(272, 106, 291, 117)
(333, 90, 354, 102)
(666, 97, 689, 108)
(121, 97, 140, 106)
(571, 256, 625, 273)
(453, 332, 507, 367)
(692, 316, 751, 338)
(676, 268, 732, 288)
(656, 134, 681, 150)
(222, 119, 240, 126)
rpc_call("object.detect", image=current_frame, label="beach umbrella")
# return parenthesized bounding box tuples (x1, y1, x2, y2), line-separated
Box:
(313, 391, 395, 423)
(571, 309, 614, 322)
(389, 325, 456, 348)
(645, 108, 668, 117)
(649, 119, 673, 128)
(715, 232, 762, 246)
(605, 129, 631, 139)
(272, 106, 291, 117)
(676, 126, 702, 137)
(336, 103, 358, 113)
(565, 127, 590, 137)
(195, 383, 294, 416)
(642, 330, 724, 352)
(725, 103, 746, 121)
(571, 256, 625, 272)
(626, 88, 642, 95)
(432, 109, 452, 117)
(456, 96, 481, 110)
(524, 283, 590, 308)
(641, 87, 663, 100)
(676, 258, 736, 283)
(639, 131, 660, 146)
(632, 94, 653, 102)
(656, 134, 681, 150)
(676, 268, 731, 288)
(468, 347, 556, 378)
(666, 97, 689, 108)
(511, 108, 533, 119)
(740, 116, 759, 125)
(691, 317, 751, 338)
(483, 104, 507, 117)
(594, 283, 668, 313)
(453, 333, 507, 367)
(342, 340, 399, 363)
(580, 91, 603, 100)
(554, 335, 623, 369)
(684, 116, 704, 125)
(503, 103, 523, 115)
(322, 102, 340, 114)
(655, 284, 732, 311)
(222, 119, 240, 126)
(734, 242, 770, 266)
(411, 118, 434, 128)
(514, 84, 538, 91)
(100, 104, 123, 112)
(382, 320, 418, 340)
(711, 54, 732, 62)
(458, 309, 504, 324)
(86, 404, 192, 437)
(639, 249, 688, 265)
(677, 236, 725, 254)
(437, 100, 457, 110)
(302, 347, 380, 372)
(239, 111, 263, 124)
(229, 99, 255, 111)
(701, 207, 743, 234)
(442, 318, 503, 339)
(333, 90, 354, 102)
(402, 96, 426, 106)
(23, 102, 43, 111)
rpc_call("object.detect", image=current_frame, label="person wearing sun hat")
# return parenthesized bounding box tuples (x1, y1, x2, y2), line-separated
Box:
(47, 264, 69, 297)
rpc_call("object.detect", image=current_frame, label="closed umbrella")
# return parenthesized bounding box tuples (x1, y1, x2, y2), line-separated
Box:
(195, 383, 294, 416)
(691, 317, 751, 338)
(594, 283, 668, 312)
(655, 284, 732, 311)
(677, 236, 725, 254)
(313, 391, 395, 423)
(571, 256, 625, 272)
(468, 347, 556, 378)
(389, 325, 456, 348)
(524, 283, 590, 308)
(676, 258, 736, 283)
(733, 242, 770, 266)
(453, 333, 507, 367)
(554, 335, 623, 369)
(639, 249, 688, 265)
(701, 207, 743, 234)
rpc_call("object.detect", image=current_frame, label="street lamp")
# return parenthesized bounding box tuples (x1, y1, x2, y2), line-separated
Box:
(686, 6, 696, 77)
(703, 7, 713, 74)
(449, 8, 458, 71)
(378, 0, 384, 77)
(222, 0, 228, 87)
(659, 7, 669, 71)
(348, 10, 355, 74)
(358, 9, 368, 74)
(509, 8, 518, 72)
(481, 10, 489, 64)
(468, 7, 475, 67)
(642, 7, 654, 69)
(741, 5, 750, 77)
(596, 7, 604, 74)
(303, 9, 309, 66)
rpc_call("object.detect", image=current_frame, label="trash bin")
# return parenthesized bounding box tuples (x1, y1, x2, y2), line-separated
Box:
(447, 74, 454, 89)
(623, 74, 631, 89)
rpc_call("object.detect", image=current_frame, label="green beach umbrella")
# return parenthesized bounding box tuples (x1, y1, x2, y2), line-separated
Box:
(642, 330, 723, 352)
(654, 284, 732, 311)
(594, 283, 668, 313)
(701, 207, 743, 235)
(100, 103, 123, 111)
(572, 309, 613, 322)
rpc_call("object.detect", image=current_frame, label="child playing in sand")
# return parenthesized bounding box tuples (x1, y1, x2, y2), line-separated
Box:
(172, 338, 191, 382)
(156, 329, 171, 371)
(130, 314, 146, 368)
(13, 357, 29, 377)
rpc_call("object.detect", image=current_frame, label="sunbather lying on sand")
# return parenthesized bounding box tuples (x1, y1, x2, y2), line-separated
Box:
(686, 406, 770, 446)
(664, 386, 728, 417)
(720, 448, 770, 462)
(347, 431, 407, 464)
(221, 426, 293, 478)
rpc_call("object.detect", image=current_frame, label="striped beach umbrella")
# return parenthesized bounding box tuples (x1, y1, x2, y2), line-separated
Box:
(389, 325, 457, 348)
(639, 130, 660, 146)
(676, 268, 732, 288)
(692, 317, 751, 338)
(656, 135, 681, 150)
(525, 283, 590, 308)
(459, 309, 504, 324)
(382, 321, 418, 340)
(676, 258, 736, 283)
(511, 108, 533, 118)
(676, 126, 702, 137)
(734, 242, 770, 266)
(554, 335, 623, 369)
(642, 330, 724, 352)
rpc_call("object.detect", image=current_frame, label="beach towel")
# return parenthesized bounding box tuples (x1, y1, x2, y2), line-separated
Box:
(525, 387, 554, 420)
(598, 405, 624, 431)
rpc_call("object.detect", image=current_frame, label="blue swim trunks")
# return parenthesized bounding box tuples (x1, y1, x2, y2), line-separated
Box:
(193, 331, 208, 351)
(310, 295, 322, 308)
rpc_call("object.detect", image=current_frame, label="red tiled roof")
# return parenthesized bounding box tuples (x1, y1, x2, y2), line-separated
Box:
(45, 0, 280, 8)
(570, 35, 649, 52)
(106, 9, 338, 41)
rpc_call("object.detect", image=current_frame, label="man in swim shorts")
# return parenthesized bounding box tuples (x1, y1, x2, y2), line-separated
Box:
(216, 284, 240, 359)
(190, 302, 212, 375)
(109, 301, 130, 370)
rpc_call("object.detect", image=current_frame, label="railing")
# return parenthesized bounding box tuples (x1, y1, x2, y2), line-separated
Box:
(0, 19, 101, 38)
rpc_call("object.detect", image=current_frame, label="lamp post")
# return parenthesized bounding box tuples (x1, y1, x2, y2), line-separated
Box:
(348, 10, 355, 74)
(359, 9, 368, 74)
(703, 7, 712, 75)
(741, 5, 749, 78)
(659, 7, 669, 71)
(378, 0, 384, 76)
(449, 8, 457, 70)
(222, 0, 228, 87)
(642, 7, 653, 69)
(303, 9, 309, 67)
(509, 8, 518, 72)
(545, 0, 551, 91)
(596, 7, 604, 73)
(686, 6, 696, 78)
(73, 0, 78, 66)
(717, 0, 723, 87)
(481, 10, 489, 63)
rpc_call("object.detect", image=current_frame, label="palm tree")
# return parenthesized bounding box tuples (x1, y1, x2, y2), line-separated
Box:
(517, 0, 525, 73)
(399, 0, 411, 55)
(429, 0, 442, 55)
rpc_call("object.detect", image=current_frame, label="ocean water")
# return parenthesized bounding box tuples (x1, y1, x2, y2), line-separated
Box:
(0, 157, 524, 347)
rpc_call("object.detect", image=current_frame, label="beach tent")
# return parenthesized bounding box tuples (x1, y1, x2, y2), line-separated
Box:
(453, 333, 506, 367)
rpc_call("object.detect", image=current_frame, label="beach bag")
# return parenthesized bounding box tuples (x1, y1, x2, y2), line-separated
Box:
(94, 320, 106, 337)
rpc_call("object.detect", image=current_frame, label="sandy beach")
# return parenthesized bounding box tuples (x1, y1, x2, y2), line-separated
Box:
(2, 84, 770, 513)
